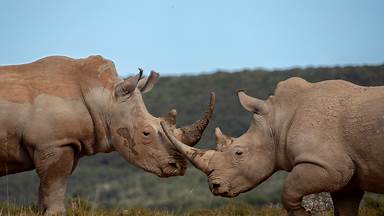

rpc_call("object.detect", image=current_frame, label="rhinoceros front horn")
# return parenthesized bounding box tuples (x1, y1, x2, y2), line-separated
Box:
(175, 92, 216, 146)
(161, 122, 215, 174)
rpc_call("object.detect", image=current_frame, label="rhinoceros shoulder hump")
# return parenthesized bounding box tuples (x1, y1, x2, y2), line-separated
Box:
(274, 77, 313, 98)
(77, 55, 120, 90)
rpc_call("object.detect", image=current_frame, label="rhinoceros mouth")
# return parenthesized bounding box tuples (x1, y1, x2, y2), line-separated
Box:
(222, 192, 239, 198)
(211, 187, 239, 198)
(157, 160, 186, 177)
(211, 189, 239, 198)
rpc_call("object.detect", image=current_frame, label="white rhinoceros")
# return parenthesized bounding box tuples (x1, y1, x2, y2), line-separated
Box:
(162, 77, 384, 216)
(0, 55, 215, 215)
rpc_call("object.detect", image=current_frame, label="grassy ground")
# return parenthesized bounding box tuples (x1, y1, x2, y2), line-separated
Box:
(1, 198, 384, 216)
(0, 201, 283, 216)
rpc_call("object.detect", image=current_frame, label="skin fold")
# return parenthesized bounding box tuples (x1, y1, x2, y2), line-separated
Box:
(0, 55, 215, 215)
(162, 77, 384, 216)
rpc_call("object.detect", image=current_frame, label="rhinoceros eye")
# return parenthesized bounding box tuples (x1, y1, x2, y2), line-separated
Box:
(235, 150, 243, 156)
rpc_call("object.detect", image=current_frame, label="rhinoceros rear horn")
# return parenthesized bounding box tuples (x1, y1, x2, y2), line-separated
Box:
(237, 90, 269, 115)
(162, 109, 177, 126)
(176, 92, 216, 146)
(115, 68, 143, 97)
(215, 127, 232, 149)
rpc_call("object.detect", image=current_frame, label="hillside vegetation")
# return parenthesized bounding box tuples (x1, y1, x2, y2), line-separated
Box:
(1, 64, 384, 213)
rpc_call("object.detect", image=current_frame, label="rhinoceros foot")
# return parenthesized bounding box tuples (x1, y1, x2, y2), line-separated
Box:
(288, 207, 312, 216)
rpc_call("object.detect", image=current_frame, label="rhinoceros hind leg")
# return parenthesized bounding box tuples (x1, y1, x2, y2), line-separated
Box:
(34, 146, 75, 215)
(282, 163, 351, 216)
(331, 187, 364, 216)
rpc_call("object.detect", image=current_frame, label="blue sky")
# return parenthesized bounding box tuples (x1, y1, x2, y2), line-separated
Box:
(0, 0, 383, 76)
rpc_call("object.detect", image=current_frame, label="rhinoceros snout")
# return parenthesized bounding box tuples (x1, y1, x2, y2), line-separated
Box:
(209, 180, 227, 195)
(209, 181, 221, 191)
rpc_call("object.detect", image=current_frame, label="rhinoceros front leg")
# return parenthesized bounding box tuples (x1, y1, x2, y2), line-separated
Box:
(34, 146, 75, 215)
(282, 163, 349, 216)
(331, 186, 364, 216)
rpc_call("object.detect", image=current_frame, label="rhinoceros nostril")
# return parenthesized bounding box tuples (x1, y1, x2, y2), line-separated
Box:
(168, 162, 178, 169)
(212, 182, 221, 189)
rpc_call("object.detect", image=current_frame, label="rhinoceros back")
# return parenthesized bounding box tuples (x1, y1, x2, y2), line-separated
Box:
(0, 55, 120, 103)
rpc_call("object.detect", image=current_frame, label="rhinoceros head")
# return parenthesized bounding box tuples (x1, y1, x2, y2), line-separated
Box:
(161, 90, 275, 196)
(110, 69, 215, 177)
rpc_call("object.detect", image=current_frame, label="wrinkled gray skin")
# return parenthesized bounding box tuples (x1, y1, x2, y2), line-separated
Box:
(0, 55, 214, 215)
(162, 77, 384, 216)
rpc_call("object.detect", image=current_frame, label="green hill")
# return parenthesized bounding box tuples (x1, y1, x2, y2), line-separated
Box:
(1, 64, 384, 212)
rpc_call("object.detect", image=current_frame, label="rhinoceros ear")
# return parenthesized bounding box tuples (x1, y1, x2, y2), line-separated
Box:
(137, 70, 160, 94)
(114, 69, 143, 98)
(237, 90, 269, 115)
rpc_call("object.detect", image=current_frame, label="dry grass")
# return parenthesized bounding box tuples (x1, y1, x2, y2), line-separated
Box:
(0, 198, 383, 216)
(0, 201, 283, 216)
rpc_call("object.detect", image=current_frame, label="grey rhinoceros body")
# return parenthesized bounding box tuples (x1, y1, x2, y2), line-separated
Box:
(163, 77, 384, 216)
(286, 79, 384, 193)
(0, 55, 214, 215)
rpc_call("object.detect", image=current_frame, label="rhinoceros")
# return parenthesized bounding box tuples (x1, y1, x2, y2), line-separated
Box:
(162, 77, 384, 216)
(0, 55, 215, 215)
